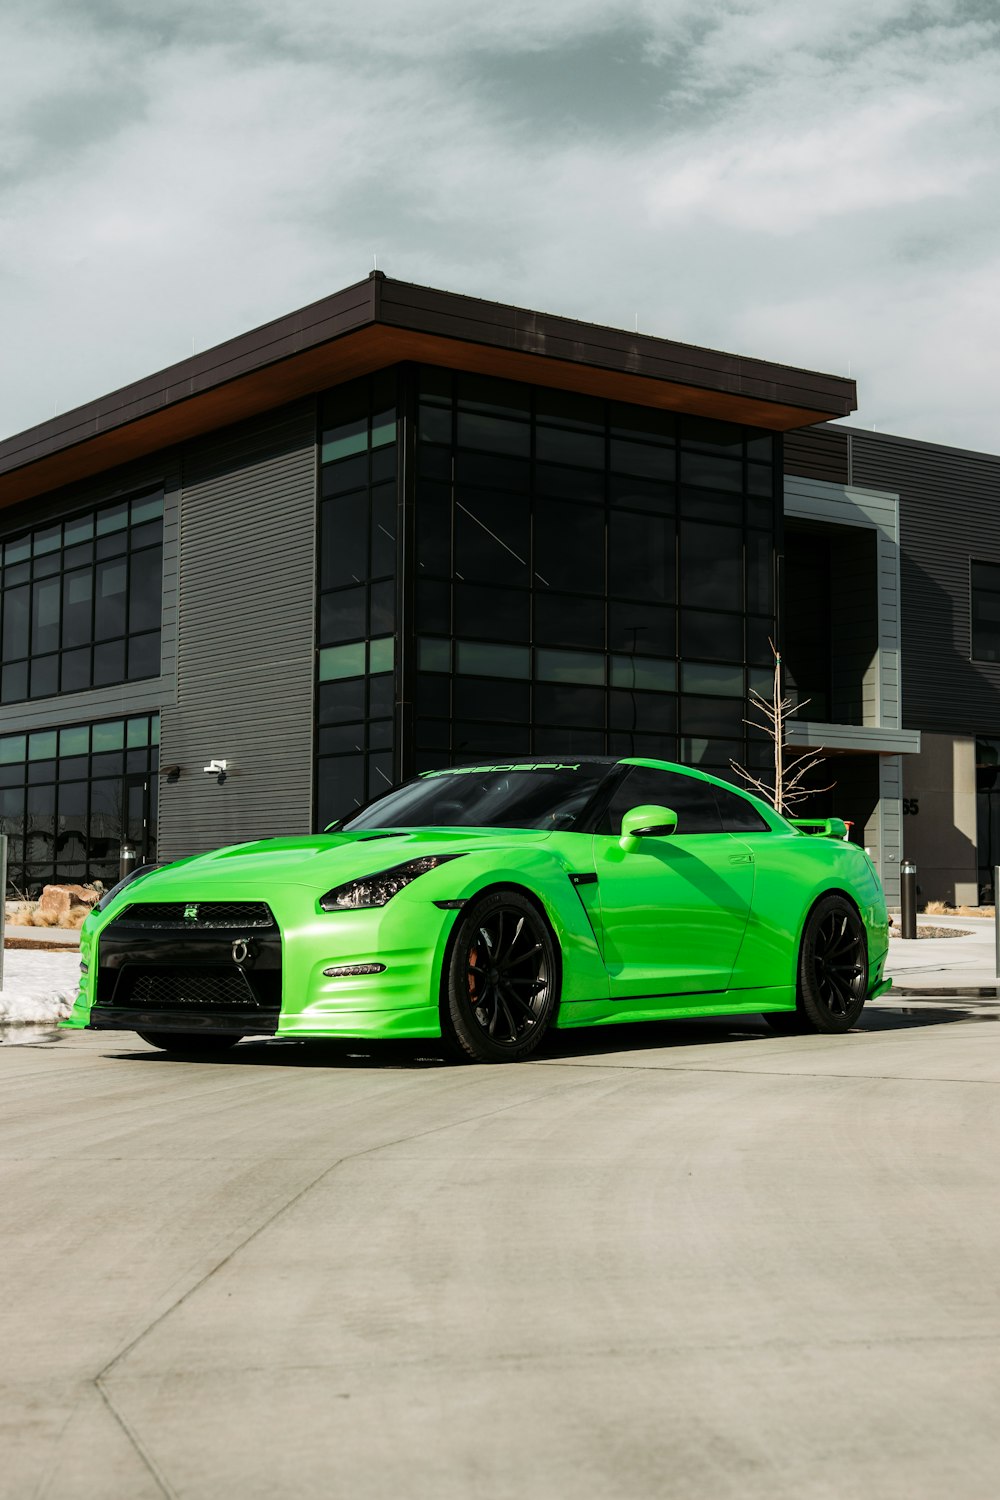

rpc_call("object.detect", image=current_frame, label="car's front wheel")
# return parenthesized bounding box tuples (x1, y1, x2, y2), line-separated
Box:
(136, 1031, 243, 1056)
(441, 890, 559, 1063)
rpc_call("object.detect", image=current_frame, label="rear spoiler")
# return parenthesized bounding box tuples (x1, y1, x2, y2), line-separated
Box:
(789, 817, 849, 840)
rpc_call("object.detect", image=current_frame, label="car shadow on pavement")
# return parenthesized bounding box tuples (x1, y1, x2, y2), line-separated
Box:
(102, 1000, 988, 1070)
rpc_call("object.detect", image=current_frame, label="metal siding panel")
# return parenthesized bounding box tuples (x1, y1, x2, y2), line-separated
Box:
(158, 402, 317, 859)
(850, 431, 1000, 736)
(0, 680, 168, 734)
(878, 755, 903, 906)
(783, 427, 851, 485)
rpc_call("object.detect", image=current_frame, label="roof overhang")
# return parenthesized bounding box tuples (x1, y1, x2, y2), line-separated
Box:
(0, 274, 858, 510)
(786, 722, 921, 756)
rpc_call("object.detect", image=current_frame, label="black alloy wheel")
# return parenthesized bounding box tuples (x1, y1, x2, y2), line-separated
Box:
(136, 1031, 243, 1056)
(766, 893, 868, 1035)
(442, 890, 559, 1063)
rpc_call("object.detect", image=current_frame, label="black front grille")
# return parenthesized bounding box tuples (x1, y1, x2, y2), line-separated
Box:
(115, 901, 275, 929)
(127, 968, 264, 1011)
(92, 910, 283, 1036)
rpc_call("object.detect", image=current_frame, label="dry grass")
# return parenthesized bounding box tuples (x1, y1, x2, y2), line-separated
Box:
(4, 898, 96, 930)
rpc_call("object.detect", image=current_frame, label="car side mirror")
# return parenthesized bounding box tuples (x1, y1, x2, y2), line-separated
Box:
(619, 804, 678, 852)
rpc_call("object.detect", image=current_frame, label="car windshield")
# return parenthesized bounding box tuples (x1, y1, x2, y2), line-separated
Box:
(334, 761, 611, 832)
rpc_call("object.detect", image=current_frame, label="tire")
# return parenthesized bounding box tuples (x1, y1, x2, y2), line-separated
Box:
(136, 1030, 243, 1055)
(794, 893, 868, 1034)
(441, 890, 559, 1063)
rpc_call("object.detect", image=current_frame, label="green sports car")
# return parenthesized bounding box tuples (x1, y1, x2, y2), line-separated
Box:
(65, 757, 890, 1063)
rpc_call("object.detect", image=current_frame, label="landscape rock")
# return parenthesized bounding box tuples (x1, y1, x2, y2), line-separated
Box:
(33, 885, 100, 929)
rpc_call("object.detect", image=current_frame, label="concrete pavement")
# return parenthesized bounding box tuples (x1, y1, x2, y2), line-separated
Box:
(3, 992, 1000, 1499)
(886, 914, 1000, 991)
(3, 924, 81, 947)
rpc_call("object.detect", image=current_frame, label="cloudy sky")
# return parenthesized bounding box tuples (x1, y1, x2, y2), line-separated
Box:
(2, 0, 999, 452)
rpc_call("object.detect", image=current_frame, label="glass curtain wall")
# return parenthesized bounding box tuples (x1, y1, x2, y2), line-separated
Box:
(0, 491, 164, 704)
(315, 373, 398, 830)
(0, 713, 159, 895)
(412, 366, 778, 779)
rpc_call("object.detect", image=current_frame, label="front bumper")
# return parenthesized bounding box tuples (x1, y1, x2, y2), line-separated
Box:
(88, 905, 283, 1036)
(69, 889, 457, 1040)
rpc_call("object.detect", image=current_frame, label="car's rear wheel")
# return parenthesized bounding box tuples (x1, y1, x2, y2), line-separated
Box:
(441, 890, 559, 1063)
(136, 1030, 243, 1056)
(765, 893, 868, 1035)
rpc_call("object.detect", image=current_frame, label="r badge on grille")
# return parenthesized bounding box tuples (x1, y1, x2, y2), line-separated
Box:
(183, 903, 199, 921)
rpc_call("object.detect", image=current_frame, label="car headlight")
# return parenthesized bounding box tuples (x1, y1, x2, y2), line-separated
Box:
(95, 863, 165, 913)
(319, 854, 466, 911)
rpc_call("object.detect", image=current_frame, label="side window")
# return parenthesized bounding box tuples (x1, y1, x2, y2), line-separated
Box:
(713, 783, 771, 833)
(600, 766, 722, 835)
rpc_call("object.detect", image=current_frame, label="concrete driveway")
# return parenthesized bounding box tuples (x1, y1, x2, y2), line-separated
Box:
(3, 1000, 1000, 1500)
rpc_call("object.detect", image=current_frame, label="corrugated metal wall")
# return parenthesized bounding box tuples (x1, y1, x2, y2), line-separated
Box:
(875, 755, 903, 907)
(784, 427, 850, 486)
(158, 402, 317, 859)
(848, 430, 1000, 735)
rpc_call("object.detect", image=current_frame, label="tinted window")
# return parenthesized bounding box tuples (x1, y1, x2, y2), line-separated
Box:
(713, 783, 770, 833)
(454, 582, 529, 642)
(600, 765, 722, 835)
(454, 492, 529, 585)
(535, 592, 605, 649)
(610, 512, 675, 602)
(680, 522, 742, 609)
(534, 500, 604, 593)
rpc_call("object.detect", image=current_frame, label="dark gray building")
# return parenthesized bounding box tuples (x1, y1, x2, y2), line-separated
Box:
(1, 273, 887, 899)
(784, 425, 1000, 904)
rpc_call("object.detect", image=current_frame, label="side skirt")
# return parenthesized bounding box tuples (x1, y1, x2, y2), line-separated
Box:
(556, 984, 797, 1029)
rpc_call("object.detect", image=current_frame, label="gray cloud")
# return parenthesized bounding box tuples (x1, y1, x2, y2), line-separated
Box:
(1, 0, 999, 452)
(460, 28, 672, 138)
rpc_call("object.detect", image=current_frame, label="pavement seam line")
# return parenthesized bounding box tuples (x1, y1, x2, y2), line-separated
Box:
(94, 1075, 585, 1384)
(531, 1059, 1000, 1084)
(93, 1381, 177, 1500)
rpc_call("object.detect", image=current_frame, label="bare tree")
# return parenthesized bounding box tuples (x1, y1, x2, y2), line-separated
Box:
(730, 643, 833, 816)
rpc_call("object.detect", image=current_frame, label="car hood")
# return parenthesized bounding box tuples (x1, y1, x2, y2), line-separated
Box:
(131, 828, 556, 896)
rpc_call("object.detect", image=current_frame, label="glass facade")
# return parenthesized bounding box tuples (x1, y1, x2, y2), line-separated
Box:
(0, 713, 159, 894)
(411, 366, 778, 779)
(312, 363, 780, 828)
(0, 490, 164, 704)
(315, 373, 398, 830)
(312, 363, 780, 826)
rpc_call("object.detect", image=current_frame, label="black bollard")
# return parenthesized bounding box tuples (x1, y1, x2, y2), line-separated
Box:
(900, 859, 917, 940)
(119, 842, 138, 882)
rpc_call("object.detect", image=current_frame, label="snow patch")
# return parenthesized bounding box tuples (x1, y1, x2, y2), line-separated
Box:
(0, 949, 81, 1025)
